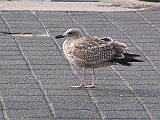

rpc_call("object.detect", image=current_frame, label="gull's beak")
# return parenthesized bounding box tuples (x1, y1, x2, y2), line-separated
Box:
(55, 35, 65, 39)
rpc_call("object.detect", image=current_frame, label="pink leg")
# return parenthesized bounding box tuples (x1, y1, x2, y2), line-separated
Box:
(70, 68, 86, 88)
(85, 68, 95, 88)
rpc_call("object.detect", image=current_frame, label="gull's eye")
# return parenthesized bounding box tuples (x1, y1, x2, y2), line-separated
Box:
(68, 32, 72, 35)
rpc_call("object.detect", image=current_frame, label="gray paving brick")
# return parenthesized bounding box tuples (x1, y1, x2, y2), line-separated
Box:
(103, 110, 148, 119)
(1, 11, 46, 35)
(138, 9, 160, 30)
(6, 109, 53, 119)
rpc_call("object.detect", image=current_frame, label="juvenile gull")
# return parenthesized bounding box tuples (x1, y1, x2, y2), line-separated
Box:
(55, 28, 143, 88)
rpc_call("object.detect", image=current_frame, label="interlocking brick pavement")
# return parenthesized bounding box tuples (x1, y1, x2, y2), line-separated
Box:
(0, 8, 160, 120)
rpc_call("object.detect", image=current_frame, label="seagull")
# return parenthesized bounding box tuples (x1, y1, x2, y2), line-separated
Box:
(55, 28, 143, 88)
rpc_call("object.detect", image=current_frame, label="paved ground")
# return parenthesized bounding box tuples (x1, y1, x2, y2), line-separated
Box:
(0, 0, 160, 11)
(0, 2, 160, 120)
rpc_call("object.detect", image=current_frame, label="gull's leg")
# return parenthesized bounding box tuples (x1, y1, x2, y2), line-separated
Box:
(85, 68, 95, 88)
(70, 68, 86, 88)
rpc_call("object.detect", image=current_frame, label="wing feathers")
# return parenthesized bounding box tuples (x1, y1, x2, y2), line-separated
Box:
(68, 37, 143, 67)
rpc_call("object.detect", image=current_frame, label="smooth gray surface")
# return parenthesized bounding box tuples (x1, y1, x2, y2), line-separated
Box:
(0, 9, 160, 120)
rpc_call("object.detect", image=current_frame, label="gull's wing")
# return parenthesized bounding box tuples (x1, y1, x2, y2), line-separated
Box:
(70, 37, 127, 65)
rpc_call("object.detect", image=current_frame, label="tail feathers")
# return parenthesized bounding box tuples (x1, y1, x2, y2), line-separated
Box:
(109, 53, 144, 66)
(123, 53, 141, 57)
(118, 62, 133, 66)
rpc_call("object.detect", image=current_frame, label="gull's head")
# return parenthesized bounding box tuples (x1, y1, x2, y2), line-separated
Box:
(55, 28, 83, 40)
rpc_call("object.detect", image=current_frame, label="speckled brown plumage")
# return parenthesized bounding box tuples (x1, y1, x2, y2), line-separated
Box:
(64, 37, 118, 68)
(55, 28, 143, 88)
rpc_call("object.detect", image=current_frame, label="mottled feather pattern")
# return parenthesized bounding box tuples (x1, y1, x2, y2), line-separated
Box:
(63, 37, 127, 68)
(111, 41, 127, 58)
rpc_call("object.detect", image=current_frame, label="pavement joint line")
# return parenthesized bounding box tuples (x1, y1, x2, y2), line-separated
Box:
(135, 11, 160, 33)
(32, 11, 71, 70)
(67, 11, 107, 120)
(110, 66, 154, 120)
(35, 10, 105, 119)
(32, 11, 79, 119)
(0, 14, 13, 120)
(31, 11, 58, 119)
(32, 11, 64, 55)
(101, 12, 160, 75)
(67, 11, 90, 37)
(0, 96, 9, 120)
(32, 11, 50, 37)
(102, 12, 154, 120)
(1, 12, 58, 120)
